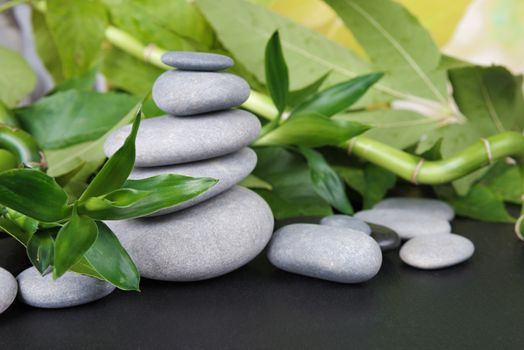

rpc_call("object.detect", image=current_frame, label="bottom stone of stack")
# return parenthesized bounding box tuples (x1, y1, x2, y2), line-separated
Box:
(106, 186, 274, 282)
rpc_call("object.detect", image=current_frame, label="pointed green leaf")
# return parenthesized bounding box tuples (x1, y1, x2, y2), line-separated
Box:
(5, 208, 39, 236)
(0, 169, 70, 222)
(0, 217, 32, 245)
(362, 163, 396, 209)
(0, 47, 37, 107)
(54, 210, 98, 278)
(288, 72, 330, 108)
(79, 108, 142, 200)
(291, 72, 384, 118)
(27, 229, 55, 274)
(239, 174, 273, 190)
(265, 31, 289, 117)
(84, 221, 140, 291)
(299, 147, 352, 214)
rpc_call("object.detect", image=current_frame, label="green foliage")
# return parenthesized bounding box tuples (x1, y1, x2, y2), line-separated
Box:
(27, 229, 55, 274)
(265, 31, 289, 118)
(0, 47, 37, 107)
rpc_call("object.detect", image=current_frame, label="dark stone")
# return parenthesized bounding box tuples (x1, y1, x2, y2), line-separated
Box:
(369, 223, 401, 252)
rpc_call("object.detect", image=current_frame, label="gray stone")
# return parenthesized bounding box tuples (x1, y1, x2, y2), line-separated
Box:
(161, 51, 234, 71)
(267, 224, 382, 283)
(368, 223, 401, 252)
(355, 209, 451, 240)
(373, 197, 455, 221)
(0, 267, 17, 314)
(399, 233, 475, 269)
(152, 70, 250, 116)
(106, 186, 274, 281)
(131, 148, 257, 216)
(17, 267, 115, 309)
(104, 110, 261, 166)
(320, 215, 371, 234)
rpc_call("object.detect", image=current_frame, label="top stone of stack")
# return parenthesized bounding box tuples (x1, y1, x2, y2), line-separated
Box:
(161, 52, 234, 71)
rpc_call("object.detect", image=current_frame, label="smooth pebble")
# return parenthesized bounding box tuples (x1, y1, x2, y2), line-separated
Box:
(106, 187, 274, 281)
(152, 70, 250, 116)
(399, 233, 475, 269)
(320, 215, 371, 234)
(104, 110, 261, 166)
(268, 224, 382, 283)
(0, 267, 17, 314)
(161, 51, 234, 71)
(373, 197, 455, 221)
(368, 223, 401, 251)
(355, 209, 451, 240)
(17, 267, 115, 308)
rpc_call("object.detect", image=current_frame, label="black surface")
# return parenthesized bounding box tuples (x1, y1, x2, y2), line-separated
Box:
(1, 217, 523, 350)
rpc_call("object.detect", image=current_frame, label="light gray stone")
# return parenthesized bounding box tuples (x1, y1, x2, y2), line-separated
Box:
(373, 197, 455, 221)
(0, 267, 17, 314)
(17, 267, 115, 309)
(106, 186, 274, 281)
(320, 215, 372, 234)
(152, 70, 250, 116)
(130, 148, 257, 216)
(399, 233, 475, 269)
(161, 51, 234, 71)
(104, 110, 261, 166)
(355, 209, 451, 240)
(267, 224, 382, 283)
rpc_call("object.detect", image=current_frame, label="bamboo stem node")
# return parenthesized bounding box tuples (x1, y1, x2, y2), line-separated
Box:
(514, 215, 524, 242)
(143, 44, 157, 63)
(481, 138, 494, 164)
(347, 138, 358, 156)
(411, 159, 425, 184)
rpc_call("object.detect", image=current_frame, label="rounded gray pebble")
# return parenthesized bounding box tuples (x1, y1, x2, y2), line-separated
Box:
(104, 110, 261, 166)
(0, 267, 17, 314)
(161, 51, 234, 71)
(130, 148, 256, 216)
(152, 70, 250, 116)
(268, 224, 382, 283)
(373, 197, 455, 221)
(368, 224, 401, 252)
(399, 233, 474, 269)
(17, 267, 115, 309)
(355, 209, 451, 240)
(320, 215, 372, 234)
(106, 186, 274, 282)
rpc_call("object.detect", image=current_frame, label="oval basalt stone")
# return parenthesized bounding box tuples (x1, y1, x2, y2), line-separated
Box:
(161, 51, 234, 71)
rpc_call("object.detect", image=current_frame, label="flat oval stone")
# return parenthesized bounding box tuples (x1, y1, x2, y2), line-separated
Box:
(130, 148, 256, 216)
(268, 224, 382, 283)
(106, 186, 274, 281)
(400, 233, 475, 269)
(320, 215, 371, 234)
(161, 51, 234, 71)
(152, 70, 250, 116)
(373, 197, 455, 221)
(0, 267, 17, 314)
(368, 223, 401, 252)
(104, 110, 261, 166)
(17, 267, 115, 308)
(355, 209, 451, 240)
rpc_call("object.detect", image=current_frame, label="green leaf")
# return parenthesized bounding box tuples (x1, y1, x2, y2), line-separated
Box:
(32, 11, 63, 82)
(239, 174, 273, 190)
(324, 0, 447, 102)
(51, 68, 97, 93)
(5, 208, 39, 235)
(0, 47, 36, 107)
(291, 72, 384, 118)
(265, 31, 289, 117)
(80, 174, 217, 220)
(288, 72, 329, 108)
(361, 163, 396, 209)
(255, 114, 369, 147)
(79, 108, 142, 200)
(54, 209, 99, 278)
(479, 161, 522, 204)
(0, 217, 32, 245)
(0, 169, 69, 222)
(16, 90, 139, 150)
(84, 221, 140, 291)
(252, 147, 332, 219)
(46, 0, 108, 77)
(26, 229, 55, 274)
(333, 165, 366, 196)
(299, 147, 352, 214)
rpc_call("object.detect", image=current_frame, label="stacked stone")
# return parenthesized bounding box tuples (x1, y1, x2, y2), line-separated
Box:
(102, 52, 274, 282)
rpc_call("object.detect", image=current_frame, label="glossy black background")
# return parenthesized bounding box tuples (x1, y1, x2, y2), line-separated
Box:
(1, 216, 523, 350)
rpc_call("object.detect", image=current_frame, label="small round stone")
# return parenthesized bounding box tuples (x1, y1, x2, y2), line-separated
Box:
(268, 224, 382, 283)
(104, 110, 261, 166)
(373, 197, 455, 221)
(161, 51, 234, 71)
(152, 70, 250, 116)
(355, 209, 451, 240)
(368, 223, 401, 251)
(17, 267, 115, 309)
(320, 214, 372, 234)
(399, 233, 475, 269)
(0, 267, 17, 314)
